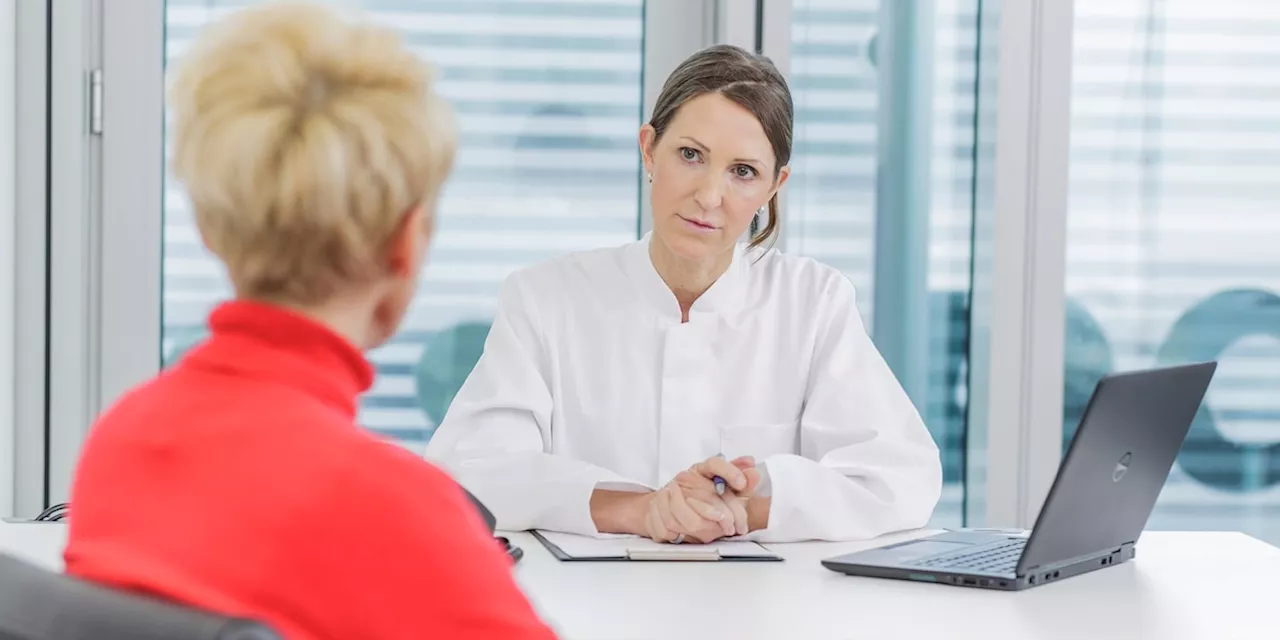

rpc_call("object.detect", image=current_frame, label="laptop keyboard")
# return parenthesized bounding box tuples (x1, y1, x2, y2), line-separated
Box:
(909, 538, 1027, 575)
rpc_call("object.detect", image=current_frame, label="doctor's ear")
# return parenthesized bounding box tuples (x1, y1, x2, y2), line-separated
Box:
(772, 164, 792, 195)
(638, 124, 658, 174)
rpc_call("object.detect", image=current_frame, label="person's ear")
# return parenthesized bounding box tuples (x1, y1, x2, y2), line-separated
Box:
(638, 124, 658, 177)
(772, 165, 791, 197)
(385, 204, 431, 278)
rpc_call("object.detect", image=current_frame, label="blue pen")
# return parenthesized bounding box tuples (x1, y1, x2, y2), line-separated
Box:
(712, 452, 727, 495)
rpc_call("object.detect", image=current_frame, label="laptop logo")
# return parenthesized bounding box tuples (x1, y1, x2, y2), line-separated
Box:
(1113, 453, 1132, 482)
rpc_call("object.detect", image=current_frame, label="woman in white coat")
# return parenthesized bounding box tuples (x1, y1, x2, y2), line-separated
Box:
(425, 44, 942, 544)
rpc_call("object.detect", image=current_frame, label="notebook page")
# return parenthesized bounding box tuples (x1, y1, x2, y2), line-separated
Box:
(537, 531, 775, 558)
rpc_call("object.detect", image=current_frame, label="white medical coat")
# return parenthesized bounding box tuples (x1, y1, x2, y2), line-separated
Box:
(424, 235, 942, 542)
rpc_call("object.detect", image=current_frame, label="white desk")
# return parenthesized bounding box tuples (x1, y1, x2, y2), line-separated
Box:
(2, 522, 1274, 640)
(509, 530, 1276, 640)
(0, 521, 67, 571)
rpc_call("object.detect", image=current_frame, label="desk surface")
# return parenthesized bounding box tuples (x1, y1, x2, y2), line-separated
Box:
(509, 529, 1276, 640)
(2, 522, 1273, 640)
(0, 521, 67, 571)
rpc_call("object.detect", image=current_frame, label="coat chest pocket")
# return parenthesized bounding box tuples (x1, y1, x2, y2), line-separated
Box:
(719, 422, 798, 459)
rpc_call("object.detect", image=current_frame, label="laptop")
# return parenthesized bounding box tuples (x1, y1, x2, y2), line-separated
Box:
(821, 361, 1217, 590)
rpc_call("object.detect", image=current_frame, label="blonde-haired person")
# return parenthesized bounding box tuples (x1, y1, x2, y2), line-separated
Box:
(63, 3, 556, 639)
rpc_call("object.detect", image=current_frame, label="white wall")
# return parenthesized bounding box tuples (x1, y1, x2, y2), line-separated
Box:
(0, 0, 17, 516)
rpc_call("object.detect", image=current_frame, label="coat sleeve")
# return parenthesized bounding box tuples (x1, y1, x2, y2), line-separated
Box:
(751, 276, 942, 542)
(424, 274, 651, 536)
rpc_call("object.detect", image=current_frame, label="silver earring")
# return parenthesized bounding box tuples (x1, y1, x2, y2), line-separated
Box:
(647, 172, 653, 183)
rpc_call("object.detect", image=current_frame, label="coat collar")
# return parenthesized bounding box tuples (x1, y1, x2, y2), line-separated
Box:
(625, 233, 750, 322)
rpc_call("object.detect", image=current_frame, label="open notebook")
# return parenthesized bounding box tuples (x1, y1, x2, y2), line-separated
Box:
(532, 530, 782, 562)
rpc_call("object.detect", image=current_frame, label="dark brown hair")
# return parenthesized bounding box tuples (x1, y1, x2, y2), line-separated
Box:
(648, 44, 794, 250)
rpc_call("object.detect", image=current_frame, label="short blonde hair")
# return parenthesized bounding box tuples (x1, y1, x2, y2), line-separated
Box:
(168, 1, 456, 304)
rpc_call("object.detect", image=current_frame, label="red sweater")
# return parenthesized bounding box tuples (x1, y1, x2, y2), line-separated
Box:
(64, 301, 557, 640)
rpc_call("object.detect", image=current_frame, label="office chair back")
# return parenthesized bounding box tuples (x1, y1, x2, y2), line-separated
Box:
(414, 321, 492, 432)
(0, 553, 280, 640)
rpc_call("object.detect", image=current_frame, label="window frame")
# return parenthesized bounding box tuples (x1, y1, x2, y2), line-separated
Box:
(7, 0, 54, 517)
(969, 0, 1074, 528)
(42, 0, 105, 509)
(0, 0, 19, 516)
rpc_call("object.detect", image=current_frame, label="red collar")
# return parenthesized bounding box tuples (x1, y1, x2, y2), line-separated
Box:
(182, 300, 375, 418)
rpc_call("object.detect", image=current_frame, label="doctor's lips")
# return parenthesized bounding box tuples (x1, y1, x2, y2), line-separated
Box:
(677, 215, 719, 231)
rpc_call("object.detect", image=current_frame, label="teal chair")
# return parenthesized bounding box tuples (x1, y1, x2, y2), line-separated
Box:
(1062, 296, 1115, 445)
(1154, 288, 1280, 491)
(164, 327, 209, 368)
(414, 322, 492, 439)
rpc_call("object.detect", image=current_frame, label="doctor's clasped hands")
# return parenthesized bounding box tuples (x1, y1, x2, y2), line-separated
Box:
(641, 456, 763, 544)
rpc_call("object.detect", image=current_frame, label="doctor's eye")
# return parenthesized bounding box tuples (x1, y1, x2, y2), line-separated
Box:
(679, 147, 702, 163)
(732, 164, 758, 180)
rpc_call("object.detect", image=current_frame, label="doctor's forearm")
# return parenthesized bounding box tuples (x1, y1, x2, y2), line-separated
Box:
(589, 489, 649, 535)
